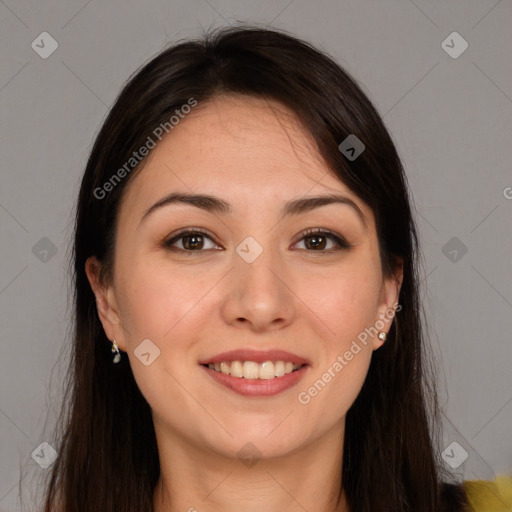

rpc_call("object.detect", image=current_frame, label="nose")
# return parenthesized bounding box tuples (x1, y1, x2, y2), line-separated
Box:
(220, 243, 296, 333)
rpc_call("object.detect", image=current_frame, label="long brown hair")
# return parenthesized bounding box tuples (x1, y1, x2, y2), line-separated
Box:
(35, 25, 469, 511)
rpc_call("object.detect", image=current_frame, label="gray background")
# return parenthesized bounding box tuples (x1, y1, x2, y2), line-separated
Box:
(1, 0, 511, 510)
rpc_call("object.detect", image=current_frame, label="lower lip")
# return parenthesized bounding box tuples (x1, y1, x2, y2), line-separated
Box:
(200, 364, 309, 397)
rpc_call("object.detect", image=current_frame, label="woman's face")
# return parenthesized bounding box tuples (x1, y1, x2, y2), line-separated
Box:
(87, 95, 402, 460)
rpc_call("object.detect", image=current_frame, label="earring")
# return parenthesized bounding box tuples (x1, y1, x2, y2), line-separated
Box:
(378, 331, 387, 342)
(111, 338, 121, 364)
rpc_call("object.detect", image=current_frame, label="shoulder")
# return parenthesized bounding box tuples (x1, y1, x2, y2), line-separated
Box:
(462, 474, 512, 512)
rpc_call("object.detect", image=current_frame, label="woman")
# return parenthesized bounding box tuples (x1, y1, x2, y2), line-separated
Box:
(37, 25, 508, 511)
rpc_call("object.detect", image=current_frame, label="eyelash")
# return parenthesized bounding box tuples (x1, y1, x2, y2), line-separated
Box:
(163, 227, 353, 254)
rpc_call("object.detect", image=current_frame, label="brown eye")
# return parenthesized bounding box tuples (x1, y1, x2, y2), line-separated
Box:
(181, 234, 205, 250)
(304, 234, 328, 250)
(294, 229, 352, 252)
(164, 229, 219, 252)
(163, 227, 352, 254)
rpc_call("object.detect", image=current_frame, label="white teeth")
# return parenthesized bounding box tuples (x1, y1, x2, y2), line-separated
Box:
(206, 360, 304, 379)
(274, 360, 285, 377)
(230, 360, 243, 378)
(259, 361, 275, 380)
(220, 362, 230, 375)
(243, 361, 259, 379)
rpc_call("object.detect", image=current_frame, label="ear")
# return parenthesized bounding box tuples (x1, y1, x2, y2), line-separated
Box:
(372, 259, 404, 350)
(84, 256, 126, 351)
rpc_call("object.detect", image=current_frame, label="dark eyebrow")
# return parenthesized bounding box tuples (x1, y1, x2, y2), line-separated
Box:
(282, 194, 366, 227)
(139, 192, 366, 228)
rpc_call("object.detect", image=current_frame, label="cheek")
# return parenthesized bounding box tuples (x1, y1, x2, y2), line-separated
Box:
(115, 255, 211, 342)
(303, 262, 382, 343)
(296, 262, 380, 407)
(295, 333, 373, 436)
(113, 261, 204, 413)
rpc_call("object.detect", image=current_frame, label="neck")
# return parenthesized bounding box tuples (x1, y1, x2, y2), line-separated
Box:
(152, 421, 349, 512)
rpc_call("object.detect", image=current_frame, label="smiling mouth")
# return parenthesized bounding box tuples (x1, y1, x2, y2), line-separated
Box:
(201, 360, 305, 380)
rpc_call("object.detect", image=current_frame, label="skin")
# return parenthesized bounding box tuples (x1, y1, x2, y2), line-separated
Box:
(86, 95, 403, 512)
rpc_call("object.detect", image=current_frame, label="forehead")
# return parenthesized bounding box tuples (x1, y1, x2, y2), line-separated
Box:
(119, 95, 371, 223)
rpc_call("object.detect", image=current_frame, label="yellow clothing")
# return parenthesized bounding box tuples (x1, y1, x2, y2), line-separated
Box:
(463, 475, 512, 511)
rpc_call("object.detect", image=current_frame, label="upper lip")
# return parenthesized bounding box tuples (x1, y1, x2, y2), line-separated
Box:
(198, 349, 310, 366)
